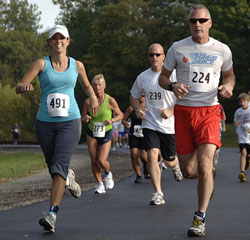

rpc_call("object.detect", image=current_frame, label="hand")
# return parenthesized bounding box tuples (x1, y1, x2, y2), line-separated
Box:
(126, 122, 131, 128)
(218, 84, 233, 98)
(90, 97, 99, 117)
(82, 115, 91, 123)
(234, 121, 240, 127)
(135, 108, 147, 119)
(104, 119, 113, 125)
(18, 83, 34, 92)
(173, 83, 189, 99)
(159, 109, 172, 119)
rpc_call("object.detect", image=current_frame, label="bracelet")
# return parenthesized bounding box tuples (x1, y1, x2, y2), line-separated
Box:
(111, 118, 114, 123)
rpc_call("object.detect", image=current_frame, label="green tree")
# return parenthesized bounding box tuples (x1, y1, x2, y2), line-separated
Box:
(0, 0, 48, 140)
(0, 0, 41, 31)
(0, 83, 37, 141)
(203, 0, 250, 121)
(82, 0, 155, 110)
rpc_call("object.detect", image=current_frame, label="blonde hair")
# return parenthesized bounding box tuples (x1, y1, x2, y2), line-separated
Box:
(92, 73, 106, 85)
(238, 93, 250, 101)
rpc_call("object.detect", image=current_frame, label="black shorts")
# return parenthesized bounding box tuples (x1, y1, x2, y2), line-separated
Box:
(239, 144, 250, 154)
(87, 128, 112, 146)
(129, 134, 146, 150)
(143, 128, 176, 161)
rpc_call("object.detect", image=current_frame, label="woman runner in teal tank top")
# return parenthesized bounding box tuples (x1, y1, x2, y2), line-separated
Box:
(16, 25, 98, 233)
(82, 74, 123, 194)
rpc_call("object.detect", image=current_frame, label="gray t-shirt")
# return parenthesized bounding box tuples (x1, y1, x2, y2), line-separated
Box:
(164, 36, 233, 106)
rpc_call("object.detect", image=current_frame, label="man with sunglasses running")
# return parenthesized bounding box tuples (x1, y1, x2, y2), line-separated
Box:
(159, 4, 235, 237)
(130, 43, 183, 206)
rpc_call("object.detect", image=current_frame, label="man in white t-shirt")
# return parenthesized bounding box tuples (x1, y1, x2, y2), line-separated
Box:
(159, 4, 235, 237)
(130, 43, 183, 206)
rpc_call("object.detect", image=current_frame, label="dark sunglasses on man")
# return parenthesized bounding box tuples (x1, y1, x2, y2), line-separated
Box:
(148, 53, 163, 57)
(189, 18, 210, 24)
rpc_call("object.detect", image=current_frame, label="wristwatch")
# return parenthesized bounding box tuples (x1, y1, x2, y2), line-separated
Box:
(168, 82, 176, 91)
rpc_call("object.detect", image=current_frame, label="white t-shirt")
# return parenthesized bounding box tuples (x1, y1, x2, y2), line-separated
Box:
(130, 68, 176, 134)
(112, 121, 119, 133)
(118, 120, 125, 132)
(234, 107, 250, 144)
(164, 36, 233, 107)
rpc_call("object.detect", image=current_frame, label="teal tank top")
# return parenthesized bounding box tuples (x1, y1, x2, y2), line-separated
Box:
(36, 56, 81, 122)
(88, 94, 112, 132)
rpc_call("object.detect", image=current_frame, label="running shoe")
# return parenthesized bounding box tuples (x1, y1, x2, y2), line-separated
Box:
(172, 163, 183, 181)
(187, 214, 206, 237)
(159, 159, 168, 171)
(39, 212, 56, 233)
(134, 175, 142, 184)
(238, 172, 246, 182)
(65, 169, 82, 198)
(245, 155, 250, 170)
(94, 182, 106, 194)
(214, 155, 218, 165)
(104, 172, 114, 190)
(149, 192, 165, 205)
(143, 164, 150, 179)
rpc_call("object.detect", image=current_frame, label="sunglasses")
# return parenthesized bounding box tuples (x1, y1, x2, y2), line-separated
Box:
(189, 18, 210, 24)
(148, 53, 163, 57)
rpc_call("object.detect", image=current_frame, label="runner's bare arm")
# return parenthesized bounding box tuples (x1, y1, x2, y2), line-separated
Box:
(159, 66, 189, 99)
(122, 106, 132, 128)
(218, 67, 235, 98)
(76, 60, 99, 116)
(81, 98, 92, 123)
(105, 97, 123, 125)
(158, 67, 173, 90)
(16, 58, 45, 93)
(130, 96, 146, 119)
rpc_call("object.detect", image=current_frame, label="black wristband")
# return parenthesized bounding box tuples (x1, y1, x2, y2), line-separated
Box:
(168, 83, 176, 91)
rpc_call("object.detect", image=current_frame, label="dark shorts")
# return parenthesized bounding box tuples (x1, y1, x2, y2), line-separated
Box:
(143, 128, 176, 161)
(124, 127, 130, 134)
(239, 144, 250, 154)
(87, 128, 112, 145)
(129, 134, 146, 150)
(35, 118, 82, 180)
(118, 131, 125, 137)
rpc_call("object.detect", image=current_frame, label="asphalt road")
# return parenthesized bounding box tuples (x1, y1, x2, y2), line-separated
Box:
(0, 147, 250, 240)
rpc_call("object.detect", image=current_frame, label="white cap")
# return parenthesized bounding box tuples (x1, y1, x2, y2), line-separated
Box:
(48, 25, 69, 39)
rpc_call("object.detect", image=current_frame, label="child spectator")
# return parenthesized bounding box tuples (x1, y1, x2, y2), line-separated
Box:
(234, 93, 250, 182)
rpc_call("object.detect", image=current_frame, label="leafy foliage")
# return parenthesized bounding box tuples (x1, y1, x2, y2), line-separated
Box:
(0, 0, 250, 141)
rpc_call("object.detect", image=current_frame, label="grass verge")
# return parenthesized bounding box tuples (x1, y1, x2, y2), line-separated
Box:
(0, 124, 238, 182)
(221, 123, 238, 148)
(0, 152, 46, 182)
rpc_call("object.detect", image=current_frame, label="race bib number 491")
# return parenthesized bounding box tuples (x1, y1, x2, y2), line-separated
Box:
(47, 93, 70, 117)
